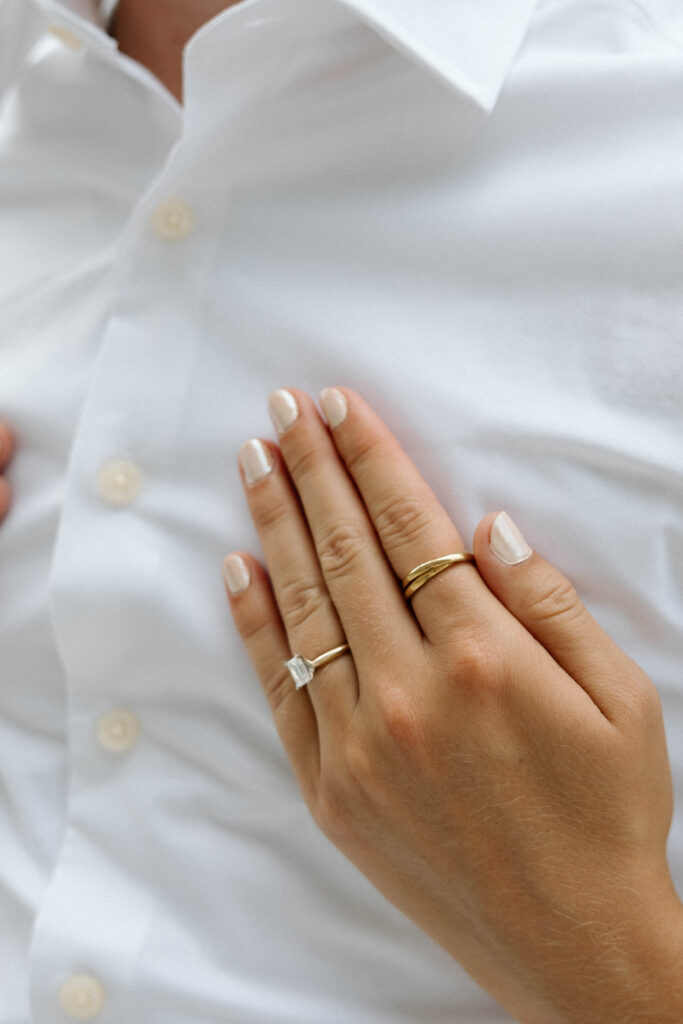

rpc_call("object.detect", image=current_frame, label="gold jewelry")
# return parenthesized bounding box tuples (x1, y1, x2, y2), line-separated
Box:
(284, 643, 351, 690)
(402, 552, 476, 599)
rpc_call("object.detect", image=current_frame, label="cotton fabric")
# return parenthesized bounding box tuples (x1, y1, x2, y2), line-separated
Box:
(1, 0, 682, 1020)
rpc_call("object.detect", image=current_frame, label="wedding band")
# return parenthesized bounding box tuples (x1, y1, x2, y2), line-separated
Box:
(402, 552, 476, 599)
(284, 643, 351, 690)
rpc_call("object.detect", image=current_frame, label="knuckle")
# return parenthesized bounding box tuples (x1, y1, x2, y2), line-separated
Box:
(264, 665, 295, 715)
(342, 431, 380, 478)
(448, 625, 504, 692)
(285, 442, 325, 485)
(250, 492, 291, 534)
(234, 605, 271, 646)
(317, 519, 368, 580)
(374, 493, 433, 550)
(375, 685, 425, 756)
(526, 571, 583, 627)
(313, 774, 353, 840)
(277, 574, 330, 631)
(622, 672, 664, 726)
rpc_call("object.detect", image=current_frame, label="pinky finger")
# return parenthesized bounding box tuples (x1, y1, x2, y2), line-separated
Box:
(222, 551, 320, 800)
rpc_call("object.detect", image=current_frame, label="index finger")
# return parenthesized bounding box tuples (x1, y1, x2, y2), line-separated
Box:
(318, 387, 492, 642)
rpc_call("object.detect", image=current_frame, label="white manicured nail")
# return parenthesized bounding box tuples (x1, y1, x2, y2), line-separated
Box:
(490, 511, 533, 565)
(268, 389, 298, 435)
(319, 387, 347, 429)
(239, 439, 274, 485)
(223, 554, 250, 595)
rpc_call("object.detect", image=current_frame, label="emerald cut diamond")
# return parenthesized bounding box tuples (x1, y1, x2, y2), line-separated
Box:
(285, 655, 314, 689)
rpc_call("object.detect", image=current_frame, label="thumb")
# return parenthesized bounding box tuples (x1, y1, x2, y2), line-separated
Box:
(473, 510, 651, 722)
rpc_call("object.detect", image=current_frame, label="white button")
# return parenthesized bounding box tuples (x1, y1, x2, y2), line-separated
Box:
(96, 458, 142, 506)
(96, 708, 141, 753)
(150, 198, 195, 241)
(59, 974, 106, 1019)
(48, 24, 84, 50)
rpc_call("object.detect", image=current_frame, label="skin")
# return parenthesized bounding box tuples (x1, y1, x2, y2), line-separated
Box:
(111, 0, 243, 103)
(0, 423, 15, 521)
(223, 386, 683, 1023)
(2, 386, 681, 1017)
(8, 2, 683, 1014)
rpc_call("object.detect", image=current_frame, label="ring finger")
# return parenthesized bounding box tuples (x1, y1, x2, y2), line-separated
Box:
(238, 436, 358, 729)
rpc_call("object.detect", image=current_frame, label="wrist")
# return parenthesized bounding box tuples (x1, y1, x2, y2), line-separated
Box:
(631, 886, 683, 1024)
(562, 880, 683, 1024)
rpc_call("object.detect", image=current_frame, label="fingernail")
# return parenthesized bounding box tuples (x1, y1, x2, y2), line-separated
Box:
(319, 387, 347, 429)
(223, 553, 250, 595)
(268, 389, 298, 436)
(490, 511, 533, 565)
(239, 439, 274, 485)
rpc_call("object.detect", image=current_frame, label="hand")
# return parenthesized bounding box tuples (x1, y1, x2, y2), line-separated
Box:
(0, 420, 15, 520)
(222, 388, 683, 1024)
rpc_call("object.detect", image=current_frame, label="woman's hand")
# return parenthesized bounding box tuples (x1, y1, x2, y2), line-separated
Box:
(222, 387, 683, 1024)
(0, 420, 15, 520)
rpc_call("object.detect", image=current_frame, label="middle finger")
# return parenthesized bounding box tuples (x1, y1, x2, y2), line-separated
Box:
(267, 388, 422, 674)
(311, 387, 494, 644)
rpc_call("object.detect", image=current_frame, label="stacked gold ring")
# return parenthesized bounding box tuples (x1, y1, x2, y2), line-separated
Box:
(402, 552, 476, 599)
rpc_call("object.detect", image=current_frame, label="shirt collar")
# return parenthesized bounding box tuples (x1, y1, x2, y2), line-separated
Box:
(39, 0, 540, 112)
(32, 0, 118, 50)
(41, 0, 112, 27)
(331, 0, 541, 111)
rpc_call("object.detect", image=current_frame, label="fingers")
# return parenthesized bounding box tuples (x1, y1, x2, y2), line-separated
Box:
(318, 387, 492, 642)
(236, 435, 359, 732)
(0, 421, 16, 521)
(473, 510, 654, 723)
(0, 422, 15, 471)
(0, 478, 10, 521)
(266, 389, 422, 661)
(222, 551, 320, 801)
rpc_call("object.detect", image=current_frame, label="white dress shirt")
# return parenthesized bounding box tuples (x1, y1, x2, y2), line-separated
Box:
(1, 0, 682, 1020)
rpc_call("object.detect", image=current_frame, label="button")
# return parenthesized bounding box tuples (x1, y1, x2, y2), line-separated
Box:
(96, 458, 142, 506)
(150, 198, 195, 241)
(59, 974, 106, 1019)
(48, 24, 84, 50)
(96, 708, 141, 753)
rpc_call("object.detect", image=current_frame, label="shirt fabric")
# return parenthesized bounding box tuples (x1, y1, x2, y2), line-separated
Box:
(1, 0, 682, 1021)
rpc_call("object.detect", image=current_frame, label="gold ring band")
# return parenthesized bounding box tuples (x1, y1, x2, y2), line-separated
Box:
(402, 552, 476, 600)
